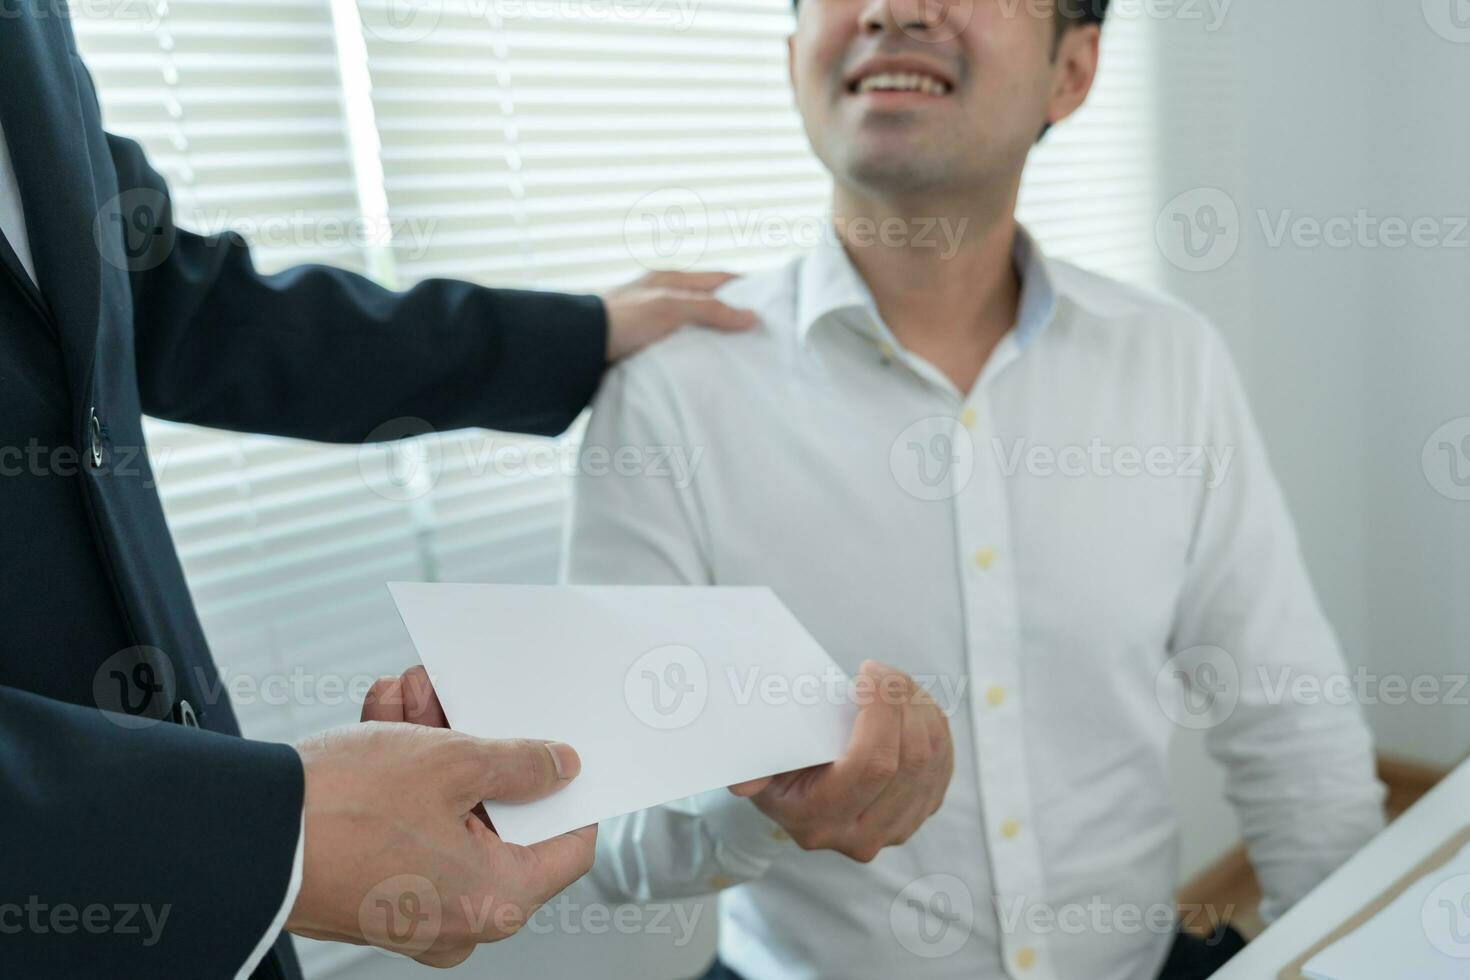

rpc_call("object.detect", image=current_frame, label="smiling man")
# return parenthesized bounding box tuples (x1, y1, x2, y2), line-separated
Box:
(563, 1, 1386, 979)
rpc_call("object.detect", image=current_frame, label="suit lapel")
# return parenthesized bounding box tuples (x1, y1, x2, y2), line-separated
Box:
(0, 227, 53, 325)
(0, 0, 104, 382)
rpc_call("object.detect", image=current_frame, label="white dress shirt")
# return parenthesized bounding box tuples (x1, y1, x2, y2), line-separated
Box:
(0, 117, 39, 283)
(566, 227, 1386, 980)
(236, 815, 304, 978)
(0, 116, 304, 979)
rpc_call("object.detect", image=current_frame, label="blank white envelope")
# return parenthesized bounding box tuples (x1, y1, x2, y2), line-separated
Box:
(388, 582, 857, 846)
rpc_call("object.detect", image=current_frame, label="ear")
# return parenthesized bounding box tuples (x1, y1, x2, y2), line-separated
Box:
(1046, 24, 1101, 128)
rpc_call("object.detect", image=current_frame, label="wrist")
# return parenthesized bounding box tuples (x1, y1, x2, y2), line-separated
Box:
(602, 298, 626, 363)
(285, 739, 335, 940)
(698, 790, 795, 867)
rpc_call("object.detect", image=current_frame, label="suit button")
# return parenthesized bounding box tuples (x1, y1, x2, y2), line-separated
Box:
(176, 699, 199, 728)
(89, 409, 103, 468)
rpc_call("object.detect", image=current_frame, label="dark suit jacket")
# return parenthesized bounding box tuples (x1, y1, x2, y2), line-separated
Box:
(0, 3, 607, 976)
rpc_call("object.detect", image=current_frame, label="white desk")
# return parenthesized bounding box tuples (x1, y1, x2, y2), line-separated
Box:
(1213, 758, 1470, 978)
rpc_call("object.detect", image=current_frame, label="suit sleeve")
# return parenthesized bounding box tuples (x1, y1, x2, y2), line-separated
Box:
(0, 685, 303, 976)
(104, 133, 608, 443)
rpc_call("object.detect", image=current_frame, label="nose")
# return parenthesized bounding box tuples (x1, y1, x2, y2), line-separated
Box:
(858, 0, 904, 36)
(859, 0, 940, 38)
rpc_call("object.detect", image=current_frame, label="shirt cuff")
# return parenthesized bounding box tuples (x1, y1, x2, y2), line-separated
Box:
(695, 790, 797, 872)
(235, 807, 305, 980)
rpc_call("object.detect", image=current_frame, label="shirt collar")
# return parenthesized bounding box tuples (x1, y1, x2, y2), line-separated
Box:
(1010, 224, 1058, 350)
(794, 225, 883, 348)
(795, 223, 1059, 351)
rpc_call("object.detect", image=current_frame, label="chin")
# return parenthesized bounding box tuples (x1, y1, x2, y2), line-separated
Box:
(840, 149, 949, 197)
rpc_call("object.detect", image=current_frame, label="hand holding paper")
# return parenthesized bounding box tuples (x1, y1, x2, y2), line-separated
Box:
(287, 722, 594, 967)
(386, 583, 953, 867)
(732, 660, 954, 863)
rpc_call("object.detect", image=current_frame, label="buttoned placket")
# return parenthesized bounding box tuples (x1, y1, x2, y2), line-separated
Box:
(877, 325, 1059, 980)
(955, 340, 1057, 980)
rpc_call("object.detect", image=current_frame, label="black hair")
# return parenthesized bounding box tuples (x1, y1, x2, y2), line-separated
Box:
(1057, 0, 1110, 28)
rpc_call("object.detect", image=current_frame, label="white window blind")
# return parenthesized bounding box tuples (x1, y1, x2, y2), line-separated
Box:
(357, 0, 831, 292)
(1019, 8, 1160, 283)
(67, 5, 1160, 974)
(72, 0, 370, 273)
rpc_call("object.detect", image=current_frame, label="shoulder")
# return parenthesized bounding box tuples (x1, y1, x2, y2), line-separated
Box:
(1049, 259, 1209, 330)
(606, 257, 804, 397)
(1047, 258, 1229, 365)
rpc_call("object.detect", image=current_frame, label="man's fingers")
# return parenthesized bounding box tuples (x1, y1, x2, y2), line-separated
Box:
(728, 776, 773, 797)
(484, 825, 599, 913)
(932, 726, 955, 814)
(520, 825, 598, 900)
(667, 292, 759, 332)
(402, 665, 448, 728)
(361, 676, 405, 723)
(824, 660, 906, 814)
(362, 667, 447, 726)
(445, 737, 581, 808)
(413, 945, 475, 970)
(897, 688, 934, 779)
(851, 691, 939, 855)
(645, 270, 739, 292)
(921, 700, 954, 813)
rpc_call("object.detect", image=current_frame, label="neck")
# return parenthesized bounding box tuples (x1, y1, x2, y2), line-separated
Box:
(832, 181, 1022, 394)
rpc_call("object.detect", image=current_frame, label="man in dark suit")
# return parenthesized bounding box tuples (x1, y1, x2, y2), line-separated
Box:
(0, 1, 756, 975)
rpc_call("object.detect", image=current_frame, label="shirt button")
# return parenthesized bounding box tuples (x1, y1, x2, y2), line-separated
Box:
(986, 685, 1006, 707)
(771, 829, 792, 843)
(879, 341, 895, 363)
(960, 407, 977, 429)
(1001, 818, 1020, 839)
(973, 547, 996, 570)
(708, 874, 734, 890)
(1016, 947, 1037, 970)
(89, 409, 103, 468)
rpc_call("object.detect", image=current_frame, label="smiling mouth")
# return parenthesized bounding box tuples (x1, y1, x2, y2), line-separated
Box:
(847, 72, 953, 97)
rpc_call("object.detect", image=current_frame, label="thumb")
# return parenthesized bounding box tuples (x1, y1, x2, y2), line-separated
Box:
(728, 776, 773, 798)
(446, 737, 581, 808)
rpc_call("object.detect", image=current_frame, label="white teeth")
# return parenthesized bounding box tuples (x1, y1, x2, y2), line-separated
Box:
(855, 71, 950, 95)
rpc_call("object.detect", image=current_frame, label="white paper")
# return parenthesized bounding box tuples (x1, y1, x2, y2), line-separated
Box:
(388, 582, 857, 846)
(1301, 838, 1470, 980)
